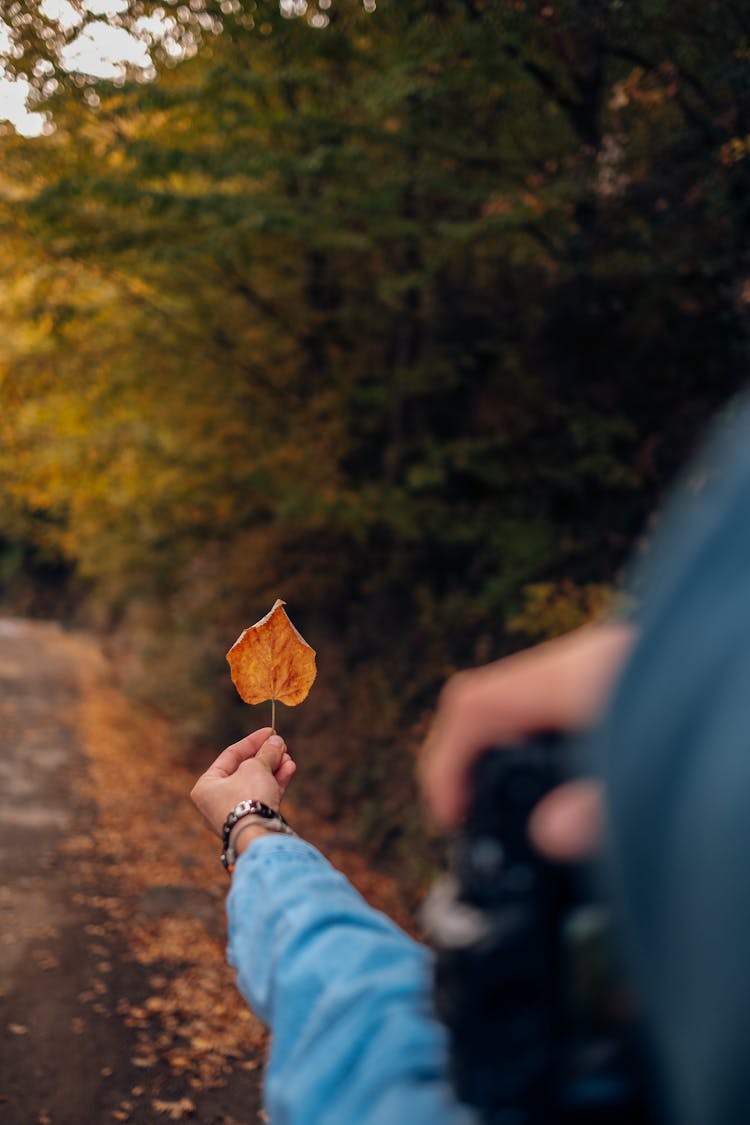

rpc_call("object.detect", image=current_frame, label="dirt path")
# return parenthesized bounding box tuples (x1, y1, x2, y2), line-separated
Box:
(0, 619, 264, 1125)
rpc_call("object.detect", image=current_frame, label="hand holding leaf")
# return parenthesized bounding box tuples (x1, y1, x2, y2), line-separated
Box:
(226, 599, 317, 729)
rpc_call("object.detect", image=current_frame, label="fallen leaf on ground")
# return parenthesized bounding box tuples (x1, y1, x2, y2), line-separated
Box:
(227, 600, 316, 709)
(152, 1097, 196, 1119)
(130, 1054, 157, 1069)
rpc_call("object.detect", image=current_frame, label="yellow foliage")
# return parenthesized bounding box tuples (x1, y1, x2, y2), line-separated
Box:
(507, 580, 621, 641)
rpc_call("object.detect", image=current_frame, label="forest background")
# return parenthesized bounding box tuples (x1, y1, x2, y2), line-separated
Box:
(1, 0, 749, 887)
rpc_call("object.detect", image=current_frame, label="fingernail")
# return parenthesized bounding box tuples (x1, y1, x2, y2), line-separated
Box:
(268, 734, 284, 748)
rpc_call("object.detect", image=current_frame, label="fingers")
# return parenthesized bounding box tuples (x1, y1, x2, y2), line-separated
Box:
(205, 727, 273, 779)
(420, 623, 635, 830)
(191, 735, 293, 832)
(527, 780, 603, 861)
(419, 674, 522, 828)
(420, 655, 559, 828)
(255, 733, 287, 772)
(275, 754, 297, 792)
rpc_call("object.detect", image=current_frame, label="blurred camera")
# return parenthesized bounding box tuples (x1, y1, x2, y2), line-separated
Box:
(422, 738, 656, 1125)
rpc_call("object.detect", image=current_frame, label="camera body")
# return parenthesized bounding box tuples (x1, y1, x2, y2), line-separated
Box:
(423, 738, 655, 1125)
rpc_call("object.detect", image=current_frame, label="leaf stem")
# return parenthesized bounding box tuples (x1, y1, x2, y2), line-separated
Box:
(271, 697, 276, 732)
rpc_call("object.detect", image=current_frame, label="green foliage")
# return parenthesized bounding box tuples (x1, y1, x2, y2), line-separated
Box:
(1, 0, 749, 879)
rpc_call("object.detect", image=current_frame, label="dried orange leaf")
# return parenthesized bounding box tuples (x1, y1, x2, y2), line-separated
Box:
(227, 599, 316, 707)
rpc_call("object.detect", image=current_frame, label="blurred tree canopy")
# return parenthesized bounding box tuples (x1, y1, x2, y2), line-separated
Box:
(1, 0, 749, 873)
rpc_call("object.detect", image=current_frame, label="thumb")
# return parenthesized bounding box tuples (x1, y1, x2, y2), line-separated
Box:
(528, 780, 603, 861)
(255, 733, 287, 771)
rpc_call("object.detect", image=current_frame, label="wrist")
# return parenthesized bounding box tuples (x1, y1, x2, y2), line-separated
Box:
(220, 799, 296, 872)
(233, 820, 275, 856)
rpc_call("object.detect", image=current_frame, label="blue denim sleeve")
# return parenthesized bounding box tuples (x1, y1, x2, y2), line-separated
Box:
(226, 835, 477, 1125)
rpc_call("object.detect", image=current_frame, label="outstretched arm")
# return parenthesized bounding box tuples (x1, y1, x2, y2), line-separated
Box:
(192, 729, 474, 1125)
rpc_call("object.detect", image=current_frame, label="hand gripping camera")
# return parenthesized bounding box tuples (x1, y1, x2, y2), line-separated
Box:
(422, 738, 656, 1125)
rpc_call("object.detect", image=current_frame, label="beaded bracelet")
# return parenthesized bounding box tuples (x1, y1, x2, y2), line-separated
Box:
(220, 800, 295, 872)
